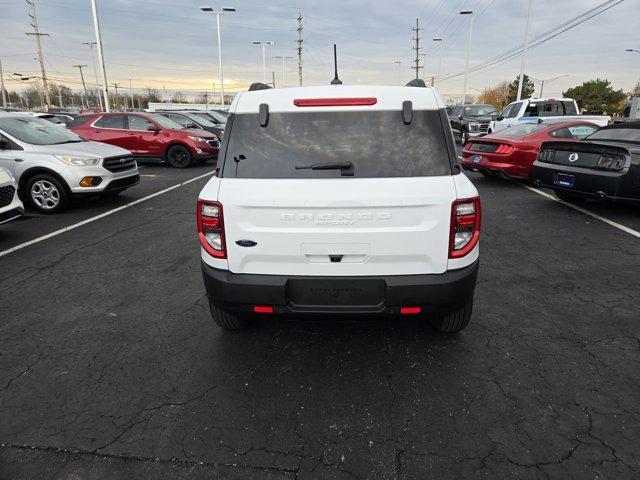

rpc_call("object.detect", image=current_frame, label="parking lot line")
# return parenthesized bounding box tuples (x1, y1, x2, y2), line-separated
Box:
(0, 171, 214, 259)
(520, 183, 640, 239)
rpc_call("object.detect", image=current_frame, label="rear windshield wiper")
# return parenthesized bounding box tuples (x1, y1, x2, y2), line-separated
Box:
(295, 161, 354, 176)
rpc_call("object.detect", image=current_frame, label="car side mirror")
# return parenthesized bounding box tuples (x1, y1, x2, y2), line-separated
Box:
(458, 115, 463, 121)
(187, 123, 199, 129)
(147, 125, 161, 132)
(496, 115, 504, 121)
(0, 140, 8, 150)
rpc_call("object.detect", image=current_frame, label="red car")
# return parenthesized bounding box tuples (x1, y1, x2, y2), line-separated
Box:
(69, 112, 220, 168)
(460, 120, 599, 179)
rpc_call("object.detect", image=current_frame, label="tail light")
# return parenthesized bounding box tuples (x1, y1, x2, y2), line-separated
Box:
(538, 149, 555, 163)
(449, 197, 481, 259)
(596, 154, 625, 171)
(494, 144, 514, 154)
(197, 199, 226, 258)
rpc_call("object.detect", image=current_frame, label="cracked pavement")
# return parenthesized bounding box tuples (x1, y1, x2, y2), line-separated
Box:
(0, 164, 639, 479)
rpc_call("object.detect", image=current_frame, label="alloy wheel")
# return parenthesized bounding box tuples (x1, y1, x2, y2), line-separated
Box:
(31, 179, 61, 210)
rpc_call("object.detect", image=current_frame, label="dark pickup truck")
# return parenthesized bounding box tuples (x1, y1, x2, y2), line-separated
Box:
(449, 104, 499, 146)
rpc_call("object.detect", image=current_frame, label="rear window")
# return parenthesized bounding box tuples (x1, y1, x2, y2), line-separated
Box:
(221, 110, 452, 178)
(68, 115, 92, 128)
(490, 123, 547, 138)
(523, 101, 578, 117)
(587, 127, 640, 142)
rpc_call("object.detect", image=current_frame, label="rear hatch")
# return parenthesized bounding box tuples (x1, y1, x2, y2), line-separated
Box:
(218, 103, 457, 277)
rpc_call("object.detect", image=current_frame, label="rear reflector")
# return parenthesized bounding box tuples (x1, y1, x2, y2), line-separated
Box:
(253, 306, 274, 314)
(400, 307, 421, 315)
(293, 97, 377, 107)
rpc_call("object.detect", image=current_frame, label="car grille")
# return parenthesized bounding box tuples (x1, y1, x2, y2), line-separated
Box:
(208, 139, 221, 148)
(103, 155, 136, 173)
(478, 123, 489, 133)
(0, 185, 16, 208)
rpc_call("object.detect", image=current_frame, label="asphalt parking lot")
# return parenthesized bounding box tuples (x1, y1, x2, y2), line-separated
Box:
(1, 161, 639, 479)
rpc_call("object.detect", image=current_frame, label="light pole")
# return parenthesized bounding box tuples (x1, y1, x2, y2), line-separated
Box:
(90, 0, 110, 112)
(200, 6, 236, 109)
(433, 38, 443, 87)
(253, 41, 276, 83)
(517, 0, 534, 101)
(529, 74, 569, 97)
(460, 10, 474, 105)
(129, 78, 134, 109)
(82, 41, 102, 110)
(275, 55, 293, 87)
(393, 60, 402, 85)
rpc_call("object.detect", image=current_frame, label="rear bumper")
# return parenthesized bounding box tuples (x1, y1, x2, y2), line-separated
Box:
(202, 260, 479, 318)
(532, 161, 639, 202)
(461, 152, 532, 179)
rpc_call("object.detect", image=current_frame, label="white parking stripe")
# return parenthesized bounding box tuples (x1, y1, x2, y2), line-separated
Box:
(0, 171, 214, 258)
(521, 183, 640, 239)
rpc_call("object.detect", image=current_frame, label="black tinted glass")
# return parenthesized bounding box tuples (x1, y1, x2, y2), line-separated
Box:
(95, 115, 125, 129)
(221, 110, 452, 178)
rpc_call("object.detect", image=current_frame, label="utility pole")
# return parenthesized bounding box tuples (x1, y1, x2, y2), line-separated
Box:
(203, 91, 209, 110)
(0, 60, 7, 107)
(90, 0, 110, 112)
(460, 10, 474, 105)
(56, 84, 63, 108)
(296, 9, 303, 86)
(83, 41, 103, 110)
(411, 18, 423, 80)
(517, 0, 534, 101)
(74, 64, 88, 109)
(25, 0, 51, 107)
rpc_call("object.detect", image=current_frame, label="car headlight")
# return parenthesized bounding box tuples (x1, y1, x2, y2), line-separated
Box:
(188, 135, 209, 143)
(54, 155, 101, 166)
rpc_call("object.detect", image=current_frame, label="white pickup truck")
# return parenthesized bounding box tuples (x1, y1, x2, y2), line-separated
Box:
(488, 98, 610, 134)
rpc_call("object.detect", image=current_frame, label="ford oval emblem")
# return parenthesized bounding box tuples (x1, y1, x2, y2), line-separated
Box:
(236, 239, 257, 247)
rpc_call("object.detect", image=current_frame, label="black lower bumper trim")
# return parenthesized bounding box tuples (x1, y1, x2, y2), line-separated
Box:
(202, 260, 479, 317)
(0, 206, 24, 225)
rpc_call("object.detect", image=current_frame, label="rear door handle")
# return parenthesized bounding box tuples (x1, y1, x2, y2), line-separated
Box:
(14, 158, 24, 162)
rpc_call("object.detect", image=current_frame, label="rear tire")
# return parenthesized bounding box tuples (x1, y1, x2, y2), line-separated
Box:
(431, 300, 473, 333)
(209, 301, 250, 330)
(554, 190, 585, 204)
(166, 144, 193, 168)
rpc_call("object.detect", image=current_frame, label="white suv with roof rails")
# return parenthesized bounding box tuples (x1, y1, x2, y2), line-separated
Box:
(197, 84, 481, 332)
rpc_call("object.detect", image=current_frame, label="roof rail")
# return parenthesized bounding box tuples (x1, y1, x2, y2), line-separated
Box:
(248, 82, 272, 91)
(405, 79, 428, 88)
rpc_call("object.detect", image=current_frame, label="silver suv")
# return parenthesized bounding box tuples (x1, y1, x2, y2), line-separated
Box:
(0, 112, 139, 213)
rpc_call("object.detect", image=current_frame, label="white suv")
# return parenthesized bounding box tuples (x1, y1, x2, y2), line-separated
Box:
(197, 85, 480, 332)
(0, 167, 24, 225)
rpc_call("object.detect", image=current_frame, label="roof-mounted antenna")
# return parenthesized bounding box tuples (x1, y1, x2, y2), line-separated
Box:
(331, 44, 342, 85)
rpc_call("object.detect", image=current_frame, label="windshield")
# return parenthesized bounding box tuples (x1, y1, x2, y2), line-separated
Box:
(0, 116, 82, 145)
(490, 123, 548, 139)
(222, 110, 452, 178)
(186, 113, 218, 127)
(586, 128, 640, 142)
(202, 111, 227, 124)
(146, 113, 184, 129)
(463, 105, 498, 117)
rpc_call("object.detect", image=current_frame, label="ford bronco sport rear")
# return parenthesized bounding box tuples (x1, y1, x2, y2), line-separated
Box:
(198, 85, 480, 332)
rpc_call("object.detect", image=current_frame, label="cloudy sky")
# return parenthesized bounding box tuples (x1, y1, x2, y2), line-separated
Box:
(1, 0, 638, 101)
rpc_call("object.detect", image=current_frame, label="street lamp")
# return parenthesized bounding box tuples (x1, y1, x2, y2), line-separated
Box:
(393, 60, 402, 85)
(83, 41, 103, 110)
(529, 74, 569, 97)
(460, 10, 474, 105)
(433, 38, 443, 87)
(200, 6, 235, 109)
(274, 55, 293, 87)
(253, 41, 276, 83)
(626, 49, 640, 54)
(516, 0, 535, 101)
